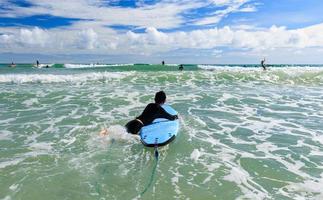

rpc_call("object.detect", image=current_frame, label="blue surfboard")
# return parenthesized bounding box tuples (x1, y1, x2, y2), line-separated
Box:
(140, 105, 179, 147)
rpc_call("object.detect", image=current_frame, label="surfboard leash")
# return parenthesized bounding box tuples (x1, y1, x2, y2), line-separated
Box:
(139, 144, 159, 197)
(154, 144, 159, 159)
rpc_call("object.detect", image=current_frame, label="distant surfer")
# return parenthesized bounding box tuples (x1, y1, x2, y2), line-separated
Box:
(162, 61, 165, 66)
(9, 62, 16, 68)
(179, 64, 184, 71)
(99, 91, 178, 136)
(261, 58, 267, 70)
(36, 60, 39, 68)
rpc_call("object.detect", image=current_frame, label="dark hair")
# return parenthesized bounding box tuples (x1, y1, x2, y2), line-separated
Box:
(125, 120, 143, 134)
(154, 91, 166, 104)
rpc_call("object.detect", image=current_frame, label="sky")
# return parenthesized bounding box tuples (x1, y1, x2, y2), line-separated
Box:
(0, 0, 323, 64)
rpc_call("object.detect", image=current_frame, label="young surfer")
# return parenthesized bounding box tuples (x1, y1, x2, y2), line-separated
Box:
(125, 91, 178, 134)
(99, 91, 178, 136)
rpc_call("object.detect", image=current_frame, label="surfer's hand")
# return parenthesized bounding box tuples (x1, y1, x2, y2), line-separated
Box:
(99, 129, 108, 136)
(173, 115, 178, 120)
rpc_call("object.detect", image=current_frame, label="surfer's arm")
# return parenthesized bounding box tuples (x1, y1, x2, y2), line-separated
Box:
(158, 106, 178, 120)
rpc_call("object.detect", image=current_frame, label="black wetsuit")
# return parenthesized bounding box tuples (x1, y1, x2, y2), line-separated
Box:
(137, 103, 176, 125)
(179, 65, 184, 71)
(261, 60, 266, 70)
(126, 103, 177, 134)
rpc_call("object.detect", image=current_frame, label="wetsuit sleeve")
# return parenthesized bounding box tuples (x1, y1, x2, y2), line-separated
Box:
(137, 103, 178, 125)
(157, 106, 177, 120)
(136, 103, 156, 125)
(137, 103, 153, 119)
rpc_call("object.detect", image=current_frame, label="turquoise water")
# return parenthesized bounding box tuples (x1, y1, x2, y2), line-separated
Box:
(1, 64, 323, 199)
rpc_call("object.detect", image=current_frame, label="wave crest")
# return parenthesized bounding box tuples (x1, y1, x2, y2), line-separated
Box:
(0, 72, 127, 83)
(64, 63, 134, 68)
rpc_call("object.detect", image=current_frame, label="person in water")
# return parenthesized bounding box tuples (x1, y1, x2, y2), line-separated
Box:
(36, 60, 40, 67)
(99, 91, 178, 136)
(179, 64, 184, 71)
(162, 61, 165, 65)
(125, 91, 178, 134)
(9, 62, 16, 68)
(261, 58, 266, 70)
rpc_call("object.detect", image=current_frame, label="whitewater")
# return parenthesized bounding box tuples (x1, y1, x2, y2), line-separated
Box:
(0, 64, 322, 200)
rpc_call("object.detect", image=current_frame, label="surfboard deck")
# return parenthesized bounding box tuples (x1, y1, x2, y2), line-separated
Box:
(140, 104, 179, 147)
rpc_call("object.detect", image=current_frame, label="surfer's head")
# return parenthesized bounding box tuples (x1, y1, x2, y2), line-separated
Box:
(154, 91, 166, 104)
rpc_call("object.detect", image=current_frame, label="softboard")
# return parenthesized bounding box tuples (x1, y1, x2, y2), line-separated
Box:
(140, 104, 179, 147)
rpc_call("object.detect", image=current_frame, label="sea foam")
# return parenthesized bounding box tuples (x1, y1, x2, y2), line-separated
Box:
(64, 63, 134, 68)
(0, 72, 128, 83)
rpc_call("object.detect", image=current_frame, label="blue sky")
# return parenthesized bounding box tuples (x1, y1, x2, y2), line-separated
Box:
(0, 0, 323, 64)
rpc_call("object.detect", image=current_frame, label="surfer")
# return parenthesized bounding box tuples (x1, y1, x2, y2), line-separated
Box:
(179, 64, 184, 71)
(9, 62, 16, 68)
(125, 91, 178, 135)
(36, 60, 39, 68)
(162, 61, 165, 66)
(99, 91, 178, 136)
(261, 58, 266, 70)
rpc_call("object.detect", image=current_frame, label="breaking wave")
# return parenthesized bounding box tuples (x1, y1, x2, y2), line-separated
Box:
(0, 72, 128, 83)
(64, 63, 134, 68)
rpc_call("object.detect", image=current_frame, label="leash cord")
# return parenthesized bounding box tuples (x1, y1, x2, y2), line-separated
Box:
(139, 145, 159, 197)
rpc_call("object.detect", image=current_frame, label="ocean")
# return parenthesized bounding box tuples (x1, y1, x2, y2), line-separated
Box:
(0, 63, 323, 200)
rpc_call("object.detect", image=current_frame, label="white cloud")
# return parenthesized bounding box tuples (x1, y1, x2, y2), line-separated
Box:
(124, 23, 323, 55)
(0, 0, 203, 29)
(209, 0, 247, 6)
(194, 0, 256, 25)
(1, 23, 323, 56)
(239, 4, 257, 12)
(1, 0, 323, 63)
(78, 29, 98, 49)
(0, 0, 257, 29)
(19, 27, 49, 47)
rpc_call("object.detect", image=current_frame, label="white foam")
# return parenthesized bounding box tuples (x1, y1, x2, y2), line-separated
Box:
(61, 137, 76, 146)
(1, 196, 11, 200)
(198, 65, 233, 70)
(0, 72, 128, 83)
(88, 125, 139, 149)
(0, 118, 15, 124)
(28, 142, 53, 154)
(9, 184, 19, 191)
(0, 130, 13, 140)
(197, 65, 323, 71)
(170, 167, 184, 196)
(165, 64, 179, 66)
(22, 98, 39, 107)
(64, 63, 133, 68)
(313, 134, 323, 145)
(190, 149, 201, 162)
(103, 125, 139, 142)
(281, 175, 323, 199)
(197, 65, 323, 84)
(34, 63, 54, 68)
(0, 158, 24, 169)
(206, 163, 220, 171)
(223, 167, 267, 200)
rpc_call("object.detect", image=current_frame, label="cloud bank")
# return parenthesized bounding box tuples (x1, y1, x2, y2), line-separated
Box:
(0, 0, 323, 63)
